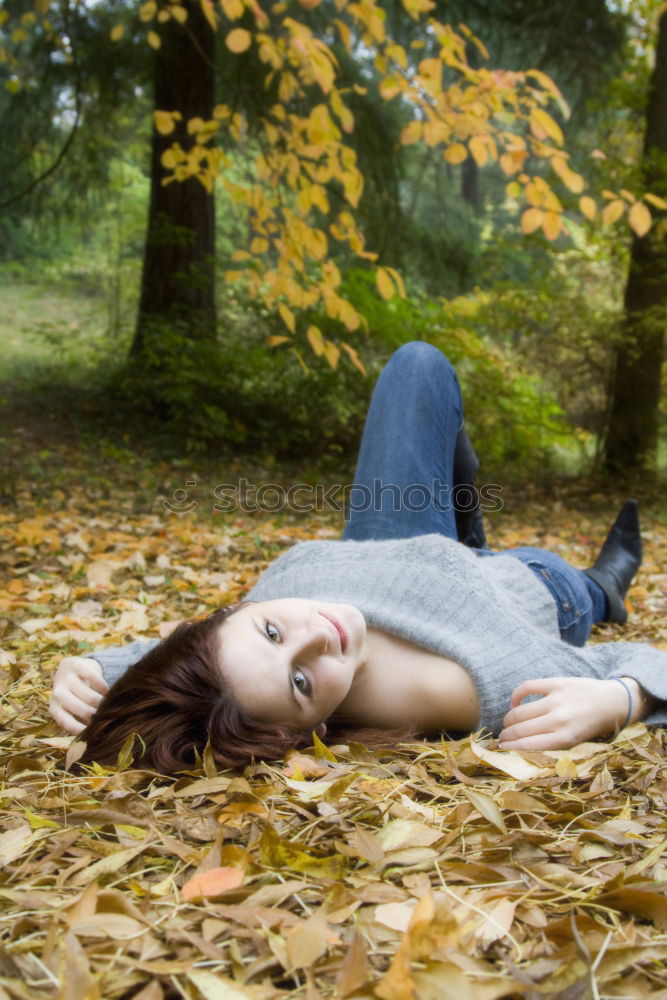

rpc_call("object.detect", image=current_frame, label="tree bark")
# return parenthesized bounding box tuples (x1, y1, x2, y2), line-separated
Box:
(131, 0, 216, 364)
(604, 11, 667, 476)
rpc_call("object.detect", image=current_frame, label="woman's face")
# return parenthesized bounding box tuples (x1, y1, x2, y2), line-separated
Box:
(216, 598, 368, 732)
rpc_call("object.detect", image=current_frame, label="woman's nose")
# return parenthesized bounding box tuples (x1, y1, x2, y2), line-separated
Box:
(294, 625, 329, 661)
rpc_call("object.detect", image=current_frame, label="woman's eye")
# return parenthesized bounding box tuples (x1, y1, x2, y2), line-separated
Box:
(265, 621, 279, 642)
(293, 670, 309, 695)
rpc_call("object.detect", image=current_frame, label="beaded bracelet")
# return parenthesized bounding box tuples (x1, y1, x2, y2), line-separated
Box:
(612, 677, 633, 728)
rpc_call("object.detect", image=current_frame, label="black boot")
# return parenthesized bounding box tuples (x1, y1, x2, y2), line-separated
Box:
(453, 426, 488, 549)
(584, 499, 642, 625)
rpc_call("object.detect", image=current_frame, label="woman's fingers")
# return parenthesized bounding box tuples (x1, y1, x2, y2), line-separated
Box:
(499, 712, 555, 741)
(50, 657, 108, 735)
(69, 675, 106, 707)
(502, 698, 549, 728)
(69, 659, 109, 696)
(49, 697, 87, 735)
(510, 677, 561, 708)
(52, 688, 98, 723)
(84, 670, 110, 697)
(54, 705, 86, 736)
(498, 731, 569, 752)
(52, 683, 102, 717)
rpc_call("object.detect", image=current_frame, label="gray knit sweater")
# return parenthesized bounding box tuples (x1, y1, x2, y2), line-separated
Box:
(90, 534, 667, 736)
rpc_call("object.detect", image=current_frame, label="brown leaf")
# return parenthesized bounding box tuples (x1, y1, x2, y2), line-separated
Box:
(335, 930, 368, 997)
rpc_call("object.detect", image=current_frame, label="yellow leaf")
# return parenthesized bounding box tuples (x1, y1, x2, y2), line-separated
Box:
(220, 0, 244, 18)
(338, 299, 360, 332)
(376, 266, 395, 301)
(602, 199, 625, 226)
(542, 211, 562, 240)
(469, 135, 489, 166)
(401, 120, 422, 145)
(115, 825, 147, 839)
(161, 147, 182, 170)
(628, 200, 652, 237)
(139, 0, 157, 21)
(643, 192, 667, 210)
(24, 809, 59, 830)
(579, 195, 596, 220)
(444, 143, 467, 165)
(551, 156, 584, 193)
(147, 30, 161, 49)
(530, 107, 563, 145)
(154, 110, 177, 135)
(260, 823, 345, 877)
(384, 265, 405, 297)
(306, 325, 325, 357)
(290, 347, 310, 375)
(520, 207, 543, 234)
(181, 867, 244, 902)
(323, 339, 340, 369)
(170, 4, 188, 24)
(403, 0, 436, 15)
(312, 729, 336, 761)
(620, 188, 636, 203)
(226, 27, 252, 53)
(500, 152, 519, 176)
(526, 68, 565, 104)
(250, 237, 269, 254)
(200, 0, 217, 31)
(110, 24, 125, 41)
(278, 303, 296, 333)
(380, 76, 402, 100)
(341, 341, 366, 375)
(555, 753, 579, 778)
(267, 335, 291, 347)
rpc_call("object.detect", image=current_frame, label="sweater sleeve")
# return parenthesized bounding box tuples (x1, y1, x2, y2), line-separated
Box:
(584, 640, 667, 728)
(472, 635, 667, 738)
(90, 638, 161, 687)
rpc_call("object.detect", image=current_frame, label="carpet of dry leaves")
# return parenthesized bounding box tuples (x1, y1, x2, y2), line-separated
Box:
(2, 438, 667, 1000)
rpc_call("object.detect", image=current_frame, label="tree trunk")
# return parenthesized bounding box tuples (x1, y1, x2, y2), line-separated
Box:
(604, 11, 667, 476)
(131, 0, 216, 364)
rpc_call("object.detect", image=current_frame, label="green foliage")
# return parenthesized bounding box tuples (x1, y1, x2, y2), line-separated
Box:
(99, 271, 568, 476)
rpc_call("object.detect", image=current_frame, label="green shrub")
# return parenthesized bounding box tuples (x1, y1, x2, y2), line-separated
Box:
(109, 271, 569, 478)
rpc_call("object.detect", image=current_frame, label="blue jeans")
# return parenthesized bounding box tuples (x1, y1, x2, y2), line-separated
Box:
(342, 341, 606, 647)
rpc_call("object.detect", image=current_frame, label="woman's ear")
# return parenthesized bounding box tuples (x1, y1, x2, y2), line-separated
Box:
(314, 722, 327, 739)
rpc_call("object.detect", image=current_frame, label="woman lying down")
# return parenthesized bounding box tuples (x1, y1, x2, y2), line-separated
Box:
(48, 343, 667, 774)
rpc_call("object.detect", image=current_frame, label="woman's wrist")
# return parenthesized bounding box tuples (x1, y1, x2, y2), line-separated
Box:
(610, 677, 656, 729)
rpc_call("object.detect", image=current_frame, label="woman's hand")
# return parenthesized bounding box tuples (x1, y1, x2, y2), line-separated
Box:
(49, 657, 110, 735)
(497, 676, 642, 751)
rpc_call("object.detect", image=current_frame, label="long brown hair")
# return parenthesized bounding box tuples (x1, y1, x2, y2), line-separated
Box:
(78, 603, 414, 774)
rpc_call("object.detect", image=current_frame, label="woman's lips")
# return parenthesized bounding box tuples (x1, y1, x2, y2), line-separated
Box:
(320, 612, 348, 653)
